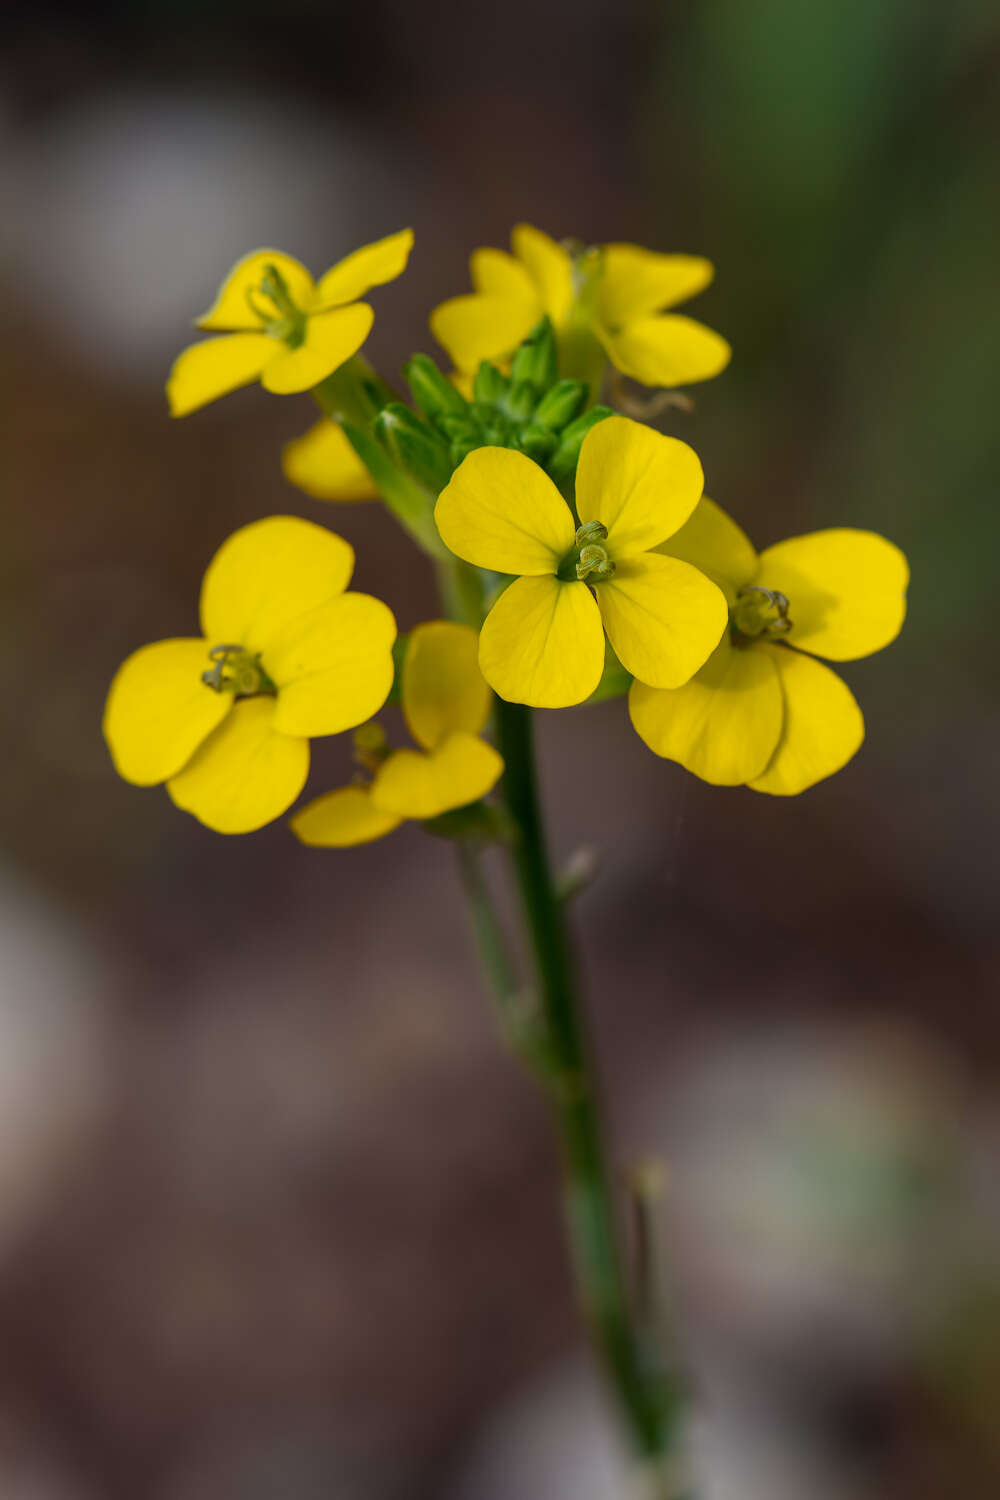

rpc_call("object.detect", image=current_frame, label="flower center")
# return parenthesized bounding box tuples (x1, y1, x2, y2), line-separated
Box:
(245, 263, 307, 348)
(201, 644, 277, 697)
(557, 520, 617, 584)
(730, 586, 793, 643)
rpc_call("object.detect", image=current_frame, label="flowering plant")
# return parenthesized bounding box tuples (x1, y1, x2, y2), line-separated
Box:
(104, 226, 907, 1495)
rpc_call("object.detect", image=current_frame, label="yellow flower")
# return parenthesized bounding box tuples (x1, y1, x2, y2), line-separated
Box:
(166, 230, 414, 417)
(103, 517, 397, 833)
(435, 414, 728, 708)
(282, 419, 379, 502)
(291, 621, 503, 847)
(430, 223, 730, 390)
(629, 498, 909, 794)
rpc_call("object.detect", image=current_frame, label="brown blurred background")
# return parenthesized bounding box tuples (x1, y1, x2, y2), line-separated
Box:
(2, 2, 998, 1497)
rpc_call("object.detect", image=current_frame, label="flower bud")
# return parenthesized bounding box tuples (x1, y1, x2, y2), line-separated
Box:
(516, 424, 557, 462)
(404, 354, 469, 422)
(504, 380, 538, 422)
(509, 317, 558, 393)
(473, 362, 509, 404)
(547, 406, 613, 484)
(375, 404, 453, 494)
(533, 378, 586, 431)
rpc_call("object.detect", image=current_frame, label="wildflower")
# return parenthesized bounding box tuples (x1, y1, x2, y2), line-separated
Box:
(430, 223, 729, 391)
(282, 418, 379, 502)
(435, 415, 728, 708)
(103, 517, 397, 832)
(166, 230, 414, 417)
(629, 498, 909, 793)
(291, 621, 503, 846)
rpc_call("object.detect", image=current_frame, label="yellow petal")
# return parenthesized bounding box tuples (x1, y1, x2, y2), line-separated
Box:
(282, 419, 378, 502)
(575, 414, 704, 556)
(470, 247, 537, 301)
(435, 446, 575, 574)
(595, 553, 728, 689)
(750, 645, 864, 795)
(656, 496, 758, 602)
(430, 292, 539, 372)
(479, 575, 605, 708)
(402, 621, 491, 751)
(629, 636, 782, 785)
(200, 516, 354, 651)
(598, 246, 714, 327)
(103, 637, 232, 786)
(167, 697, 309, 833)
(753, 529, 909, 661)
(510, 224, 574, 326)
(261, 303, 374, 394)
(598, 313, 731, 388)
(265, 592, 397, 737)
(166, 333, 274, 417)
(195, 249, 315, 331)
(311, 229, 414, 309)
(372, 733, 504, 820)
(290, 785, 403, 848)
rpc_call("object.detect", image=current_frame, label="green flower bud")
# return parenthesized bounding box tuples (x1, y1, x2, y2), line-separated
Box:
(473, 361, 509, 404)
(516, 424, 557, 462)
(440, 414, 479, 443)
(547, 405, 613, 484)
(509, 317, 558, 393)
(532, 378, 587, 431)
(503, 379, 539, 422)
(404, 354, 469, 422)
(375, 404, 453, 493)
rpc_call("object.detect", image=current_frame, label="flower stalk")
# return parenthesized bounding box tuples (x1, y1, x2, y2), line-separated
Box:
(493, 697, 673, 1472)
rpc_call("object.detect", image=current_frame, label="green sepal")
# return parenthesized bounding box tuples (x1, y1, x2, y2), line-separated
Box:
(421, 800, 517, 844)
(473, 361, 509, 404)
(404, 354, 469, 422)
(509, 317, 558, 393)
(533, 378, 587, 431)
(375, 403, 453, 494)
(515, 424, 557, 463)
(582, 643, 632, 704)
(547, 404, 613, 484)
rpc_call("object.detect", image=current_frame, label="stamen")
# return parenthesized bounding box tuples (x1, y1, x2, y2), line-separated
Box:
(556, 520, 616, 583)
(731, 586, 793, 642)
(243, 263, 307, 348)
(202, 645, 276, 697)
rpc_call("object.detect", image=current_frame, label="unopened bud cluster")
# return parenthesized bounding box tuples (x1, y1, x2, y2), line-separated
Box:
(374, 318, 612, 494)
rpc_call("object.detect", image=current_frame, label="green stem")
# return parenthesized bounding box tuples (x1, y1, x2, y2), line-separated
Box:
(493, 698, 670, 1464)
(312, 363, 447, 559)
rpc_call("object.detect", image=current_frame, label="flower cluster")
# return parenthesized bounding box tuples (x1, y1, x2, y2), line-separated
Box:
(104, 225, 908, 836)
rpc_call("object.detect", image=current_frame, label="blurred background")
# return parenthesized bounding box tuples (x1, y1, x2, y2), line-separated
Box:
(1, 1, 998, 1496)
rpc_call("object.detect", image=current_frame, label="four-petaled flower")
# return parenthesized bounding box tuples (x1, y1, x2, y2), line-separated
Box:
(430, 223, 730, 391)
(291, 621, 503, 846)
(629, 498, 909, 794)
(435, 414, 729, 708)
(103, 517, 397, 832)
(167, 230, 413, 417)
